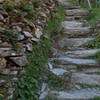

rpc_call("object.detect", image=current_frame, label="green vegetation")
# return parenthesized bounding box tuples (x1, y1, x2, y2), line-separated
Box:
(89, 51, 100, 62)
(17, 38, 51, 100)
(16, 2, 66, 100)
(3, 1, 36, 21)
(0, 29, 20, 41)
(43, 3, 66, 36)
(47, 73, 68, 90)
(92, 97, 100, 100)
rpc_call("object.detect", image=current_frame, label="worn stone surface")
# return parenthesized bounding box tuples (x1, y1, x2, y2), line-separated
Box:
(0, 58, 7, 69)
(51, 89, 100, 100)
(66, 16, 84, 21)
(72, 73, 100, 85)
(50, 68, 68, 76)
(62, 21, 84, 28)
(57, 38, 95, 49)
(47, 0, 100, 99)
(50, 57, 99, 67)
(66, 9, 89, 16)
(39, 83, 49, 100)
(10, 56, 28, 67)
(64, 49, 100, 58)
(58, 0, 80, 9)
(63, 27, 93, 37)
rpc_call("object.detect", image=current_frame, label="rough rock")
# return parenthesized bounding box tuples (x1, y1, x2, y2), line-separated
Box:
(10, 56, 28, 67)
(23, 31, 33, 38)
(26, 43, 33, 52)
(50, 57, 99, 67)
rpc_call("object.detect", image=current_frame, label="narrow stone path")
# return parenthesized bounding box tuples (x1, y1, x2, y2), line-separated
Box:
(48, 0, 100, 99)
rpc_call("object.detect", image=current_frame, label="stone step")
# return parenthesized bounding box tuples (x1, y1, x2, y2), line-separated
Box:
(64, 49, 100, 58)
(58, 0, 80, 9)
(48, 62, 71, 80)
(66, 9, 90, 16)
(63, 27, 93, 37)
(62, 21, 84, 28)
(72, 73, 100, 85)
(67, 16, 84, 21)
(57, 38, 95, 49)
(83, 68, 100, 74)
(50, 89, 100, 100)
(50, 68, 68, 76)
(50, 57, 99, 67)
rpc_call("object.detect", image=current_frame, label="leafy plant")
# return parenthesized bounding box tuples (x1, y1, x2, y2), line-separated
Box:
(43, 3, 66, 36)
(17, 38, 52, 100)
(47, 73, 68, 90)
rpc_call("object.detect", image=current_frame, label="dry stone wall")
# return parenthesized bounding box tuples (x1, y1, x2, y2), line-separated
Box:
(0, 0, 57, 99)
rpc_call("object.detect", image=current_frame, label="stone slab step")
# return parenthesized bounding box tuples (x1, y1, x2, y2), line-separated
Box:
(62, 21, 84, 28)
(67, 16, 84, 21)
(83, 68, 100, 74)
(63, 27, 93, 37)
(64, 49, 100, 58)
(58, 0, 80, 9)
(57, 38, 95, 49)
(66, 9, 90, 16)
(72, 73, 100, 85)
(50, 57, 99, 67)
(50, 89, 100, 100)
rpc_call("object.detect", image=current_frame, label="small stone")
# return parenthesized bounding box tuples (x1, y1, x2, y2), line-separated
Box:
(35, 28, 43, 39)
(11, 77, 18, 82)
(31, 37, 39, 42)
(18, 34, 25, 41)
(0, 14, 4, 21)
(26, 43, 33, 52)
(48, 62, 53, 70)
(23, 31, 33, 38)
(75, 85, 81, 90)
(10, 71, 18, 76)
(0, 68, 10, 75)
(41, 83, 48, 92)
(12, 26, 22, 32)
(0, 58, 7, 69)
(10, 56, 28, 67)
(0, 80, 6, 84)
(39, 87, 49, 100)
(51, 68, 68, 76)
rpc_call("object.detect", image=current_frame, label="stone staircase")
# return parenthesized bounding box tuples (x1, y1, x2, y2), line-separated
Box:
(40, 0, 100, 99)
